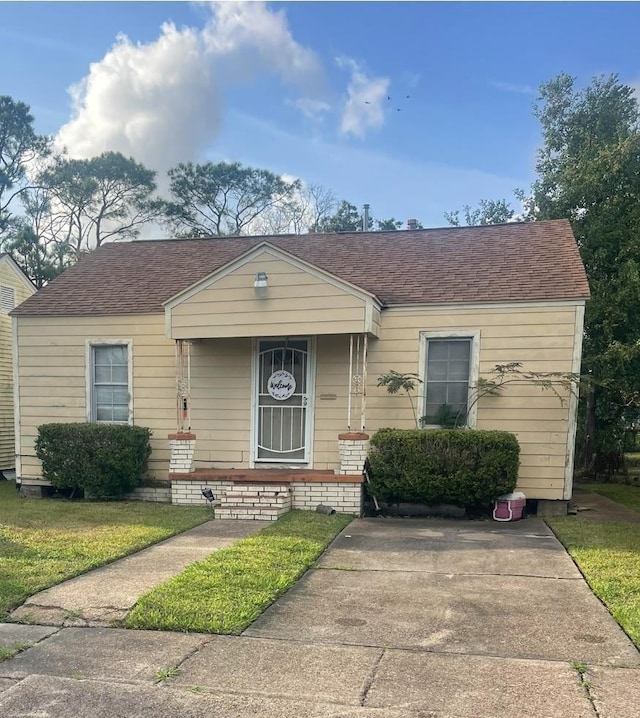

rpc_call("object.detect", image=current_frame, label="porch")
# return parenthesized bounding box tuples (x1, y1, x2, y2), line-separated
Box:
(167, 467, 365, 517)
(168, 333, 371, 467)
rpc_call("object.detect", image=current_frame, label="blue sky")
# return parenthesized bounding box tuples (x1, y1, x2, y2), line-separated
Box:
(2, 1, 640, 229)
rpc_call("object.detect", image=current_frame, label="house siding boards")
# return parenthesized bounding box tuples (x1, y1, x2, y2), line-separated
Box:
(168, 254, 376, 339)
(15, 314, 176, 480)
(189, 338, 252, 467)
(15, 303, 582, 500)
(0, 256, 35, 470)
(365, 303, 581, 500)
(12, 221, 590, 503)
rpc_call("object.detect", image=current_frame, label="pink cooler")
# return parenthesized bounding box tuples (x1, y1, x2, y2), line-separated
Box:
(493, 491, 526, 522)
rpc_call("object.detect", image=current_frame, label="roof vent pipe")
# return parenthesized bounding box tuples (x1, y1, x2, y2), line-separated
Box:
(407, 218, 418, 230)
(363, 204, 370, 232)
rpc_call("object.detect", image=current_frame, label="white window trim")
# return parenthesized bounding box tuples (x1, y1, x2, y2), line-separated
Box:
(85, 339, 134, 424)
(418, 330, 481, 429)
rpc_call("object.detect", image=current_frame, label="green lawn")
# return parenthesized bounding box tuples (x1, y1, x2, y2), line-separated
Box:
(585, 483, 640, 513)
(126, 509, 352, 634)
(548, 517, 640, 648)
(0, 481, 210, 619)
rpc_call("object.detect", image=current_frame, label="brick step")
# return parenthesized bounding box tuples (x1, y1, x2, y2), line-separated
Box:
(229, 490, 291, 494)
(216, 504, 290, 521)
(223, 491, 289, 500)
(221, 501, 290, 509)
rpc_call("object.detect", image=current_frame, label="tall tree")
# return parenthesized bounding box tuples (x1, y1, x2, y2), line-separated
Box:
(530, 73, 640, 475)
(37, 151, 160, 257)
(0, 96, 49, 237)
(376, 217, 403, 231)
(318, 200, 369, 232)
(2, 224, 63, 288)
(162, 161, 299, 237)
(251, 182, 338, 235)
(444, 199, 516, 226)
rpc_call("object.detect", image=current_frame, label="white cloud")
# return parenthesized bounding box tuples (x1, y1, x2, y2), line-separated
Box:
(293, 98, 331, 119)
(337, 57, 389, 138)
(491, 80, 537, 96)
(203, 1, 324, 92)
(56, 1, 328, 179)
(57, 23, 218, 173)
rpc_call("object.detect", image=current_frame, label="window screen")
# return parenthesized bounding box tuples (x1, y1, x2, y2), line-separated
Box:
(91, 345, 129, 422)
(424, 338, 471, 426)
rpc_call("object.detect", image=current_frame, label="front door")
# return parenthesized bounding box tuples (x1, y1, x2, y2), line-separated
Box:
(254, 339, 311, 463)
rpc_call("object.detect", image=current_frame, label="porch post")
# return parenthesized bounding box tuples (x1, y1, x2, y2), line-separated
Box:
(175, 339, 192, 432)
(339, 334, 369, 475)
(169, 339, 195, 474)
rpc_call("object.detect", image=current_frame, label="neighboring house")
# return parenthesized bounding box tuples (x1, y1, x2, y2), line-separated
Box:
(0, 253, 36, 474)
(12, 220, 590, 515)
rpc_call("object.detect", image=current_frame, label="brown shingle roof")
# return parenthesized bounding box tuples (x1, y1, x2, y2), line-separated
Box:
(12, 220, 590, 316)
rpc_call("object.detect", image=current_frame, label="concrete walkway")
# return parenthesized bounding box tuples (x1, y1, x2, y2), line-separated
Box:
(1, 516, 639, 717)
(572, 486, 640, 522)
(11, 519, 263, 626)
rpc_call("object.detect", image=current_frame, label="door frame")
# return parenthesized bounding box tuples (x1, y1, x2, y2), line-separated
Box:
(250, 336, 316, 467)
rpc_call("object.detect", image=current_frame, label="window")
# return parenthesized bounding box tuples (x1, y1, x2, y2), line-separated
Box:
(0, 285, 15, 314)
(423, 338, 472, 427)
(90, 344, 130, 423)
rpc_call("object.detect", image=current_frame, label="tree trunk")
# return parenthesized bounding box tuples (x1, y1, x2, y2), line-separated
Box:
(580, 384, 596, 475)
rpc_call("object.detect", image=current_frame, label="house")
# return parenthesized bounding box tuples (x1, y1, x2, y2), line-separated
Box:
(0, 253, 36, 475)
(11, 220, 590, 515)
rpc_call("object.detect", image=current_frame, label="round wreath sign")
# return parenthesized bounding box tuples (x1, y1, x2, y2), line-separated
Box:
(267, 370, 296, 400)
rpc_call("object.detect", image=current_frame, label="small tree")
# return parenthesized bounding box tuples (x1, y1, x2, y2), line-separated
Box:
(377, 371, 423, 428)
(378, 363, 579, 430)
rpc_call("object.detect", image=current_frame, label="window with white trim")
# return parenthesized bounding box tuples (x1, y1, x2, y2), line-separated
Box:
(90, 344, 130, 423)
(0, 285, 15, 314)
(423, 338, 472, 427)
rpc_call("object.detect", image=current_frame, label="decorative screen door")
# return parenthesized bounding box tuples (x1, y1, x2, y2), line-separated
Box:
(255, 339, 310, 462)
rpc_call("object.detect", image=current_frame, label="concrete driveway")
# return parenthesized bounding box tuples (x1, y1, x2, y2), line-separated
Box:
(1, 517, 639, 717)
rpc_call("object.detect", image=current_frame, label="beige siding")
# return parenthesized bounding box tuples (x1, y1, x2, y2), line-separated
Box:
(170, 255, 373, 339)
(188, 335, 348, 471)
(16, 314, 176, 479)
(16, 301, 583, 501)
(313, 335, 350, 469)
(190, 338, 252, 467)
(0, 262, 34, 469)
(366, 304, 581, 500)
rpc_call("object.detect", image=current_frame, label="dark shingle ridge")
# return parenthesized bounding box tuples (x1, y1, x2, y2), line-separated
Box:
(13, 220, 590, 316)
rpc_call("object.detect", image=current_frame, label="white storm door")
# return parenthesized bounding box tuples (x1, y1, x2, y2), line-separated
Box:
(255, 339, 310, 463)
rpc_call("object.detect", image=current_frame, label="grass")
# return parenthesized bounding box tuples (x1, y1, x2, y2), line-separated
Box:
(547, 517, 640, 649)
(155, 667, 182, 682)
(0, 641, 31, 661)
(0, 481, 211, 619)
(126, 509, 352, 634)
(583, 483, 640, 513)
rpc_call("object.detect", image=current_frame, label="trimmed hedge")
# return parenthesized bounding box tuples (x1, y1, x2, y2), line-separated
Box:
(367, 428, 520, 508)
(35, 423, 152, 499)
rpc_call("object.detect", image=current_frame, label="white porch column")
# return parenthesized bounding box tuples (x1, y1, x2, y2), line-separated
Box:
(170, 340, 195, 474)
(340, 334, 369, 475)
(175, 339, 192, 432)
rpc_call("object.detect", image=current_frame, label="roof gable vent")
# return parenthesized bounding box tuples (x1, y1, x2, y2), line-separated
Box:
(1, 285, 15, 314)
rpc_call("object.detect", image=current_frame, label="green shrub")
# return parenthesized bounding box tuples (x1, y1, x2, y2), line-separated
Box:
(367, 428, 520, 508)
(35, 423, 152, 499)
